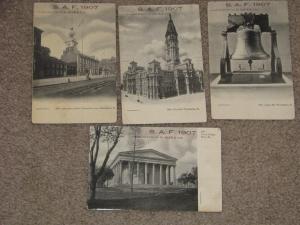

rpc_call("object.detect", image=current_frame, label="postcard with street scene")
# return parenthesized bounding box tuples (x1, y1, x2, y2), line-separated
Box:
(119, 5, 207, 124)
(208, 1, 295, 120)
(88, 126, 222, 212)
(32, 3, 117, 123)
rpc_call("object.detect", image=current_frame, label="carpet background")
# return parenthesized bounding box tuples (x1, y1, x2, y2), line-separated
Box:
(0, 0, 299, 224)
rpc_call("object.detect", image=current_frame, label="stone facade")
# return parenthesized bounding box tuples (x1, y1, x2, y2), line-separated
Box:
(122, 14, 203, 99)
(109, 149, 177, 187)
(33, 27, 73, 79)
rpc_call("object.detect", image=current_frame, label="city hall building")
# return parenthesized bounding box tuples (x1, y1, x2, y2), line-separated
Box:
(122, 15, 204, 99)
(109, 149, 177, 187)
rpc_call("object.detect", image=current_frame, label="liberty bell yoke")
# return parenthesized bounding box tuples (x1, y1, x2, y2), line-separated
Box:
(219, 13, 283, 84)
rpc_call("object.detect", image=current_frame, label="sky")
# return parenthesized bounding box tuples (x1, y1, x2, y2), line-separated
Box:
(91, 126, 198, 178)
(34, 3, 116, 60)
(119, 5, 203, 77)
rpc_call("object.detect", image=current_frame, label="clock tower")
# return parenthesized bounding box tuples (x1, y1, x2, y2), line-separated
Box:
(165, 14, 180, 70)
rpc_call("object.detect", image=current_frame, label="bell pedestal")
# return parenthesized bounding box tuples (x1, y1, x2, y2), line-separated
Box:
(219, 58, 232, 84)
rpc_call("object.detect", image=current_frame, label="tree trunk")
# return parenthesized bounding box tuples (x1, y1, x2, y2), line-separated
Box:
(89, 178, 97, 201)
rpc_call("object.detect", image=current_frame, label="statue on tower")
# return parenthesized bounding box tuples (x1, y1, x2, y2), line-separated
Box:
(65, 27, 78, 48)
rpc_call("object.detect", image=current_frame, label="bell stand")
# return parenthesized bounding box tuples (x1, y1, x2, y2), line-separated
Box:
(219, 14, 283, 84)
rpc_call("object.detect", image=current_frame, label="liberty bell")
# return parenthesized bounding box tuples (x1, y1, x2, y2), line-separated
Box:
(231, 25, 269, 60)
(219, 13, 283, 84)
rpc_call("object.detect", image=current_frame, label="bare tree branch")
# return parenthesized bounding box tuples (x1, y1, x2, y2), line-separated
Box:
(93, 126, 101, 165)
(96, 127, 122, 180)
(90, 125, 100, 164)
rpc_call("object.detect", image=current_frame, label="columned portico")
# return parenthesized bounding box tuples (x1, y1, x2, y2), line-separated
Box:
(109, 149, 177, 187)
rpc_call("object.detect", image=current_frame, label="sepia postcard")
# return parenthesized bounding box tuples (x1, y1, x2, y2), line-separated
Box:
(88, 126, 221, 212)
(208, 1, 295, 120)
(119, 5, 207, 124)
(32, 3, 117, 123)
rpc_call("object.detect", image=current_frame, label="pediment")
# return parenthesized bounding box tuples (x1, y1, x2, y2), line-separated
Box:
(120, 149, 176, 161)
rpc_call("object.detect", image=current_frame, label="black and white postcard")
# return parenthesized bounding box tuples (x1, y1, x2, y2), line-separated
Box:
(88, 126, 221, 212)
(119, 5, 207, 124)
(208, 1, 295, 120)
(32, 3, 117, 123)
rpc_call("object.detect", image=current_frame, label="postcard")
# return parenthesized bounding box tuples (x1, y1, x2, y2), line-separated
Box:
(32, 3, 117, 123)
(88, 126, 221, 212)
(119, 5, 207, 124)
(208, 1, 295, 120)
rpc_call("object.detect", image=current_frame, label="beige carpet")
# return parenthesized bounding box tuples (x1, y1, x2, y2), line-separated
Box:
(0, 0, 299, 224)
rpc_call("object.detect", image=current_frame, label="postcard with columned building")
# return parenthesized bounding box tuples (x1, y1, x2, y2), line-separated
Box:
(32, 3, 117, 123)
(119, 5, 207, 124)
(88, 126, 222, 212)
(208, 1, 295, 120)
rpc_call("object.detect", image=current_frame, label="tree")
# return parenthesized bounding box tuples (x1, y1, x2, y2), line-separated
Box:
(89, 126, 122, 201)
(178, 173, 189, 187)
(178, 167, 198, 188)
(189, 166, 198, 185)
(97, 167, 114, 187)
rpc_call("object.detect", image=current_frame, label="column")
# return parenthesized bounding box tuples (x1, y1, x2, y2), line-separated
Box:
(270, 30, 283, 80)
(152, 164, 155, 185)
(159, 164, 162, 185)
(119, 161, 122, 184)
(199, 71, 203, 91)
(137, 162, 140, 185)
(147, 77, 150, 98)
(114, 166, 117, 184)
(174, 71, 179, 95)
(151, 78, 154, 99)
(145, 163, 148, 185)
(128, 161, 131, 185)
(113, 166, 116, 184)
(154, 76, 157, 99)
(220, 31, 232, 83)
(271, 30, 277, 73)
(173, 166, 176, 185)
(117, 163, 119, 184)
(185, 75, 190, 95)
(166, 165, 169, 185)
(116, 163, 119, 184)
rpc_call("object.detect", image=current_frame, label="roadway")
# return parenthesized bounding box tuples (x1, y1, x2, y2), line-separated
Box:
(33, 77, 116, 98)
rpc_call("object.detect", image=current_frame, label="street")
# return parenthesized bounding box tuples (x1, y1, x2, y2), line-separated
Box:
(33, 77, 116, 98)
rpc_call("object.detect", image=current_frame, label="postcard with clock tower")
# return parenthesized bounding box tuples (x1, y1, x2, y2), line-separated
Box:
(119, 5, 207, 124)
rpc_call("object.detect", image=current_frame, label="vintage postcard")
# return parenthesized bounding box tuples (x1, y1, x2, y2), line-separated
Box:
(208, 1, 295, 120)
(119, 5, 207, 124)
(88, 126, 221, 212)
(32, 3, 117, 123)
